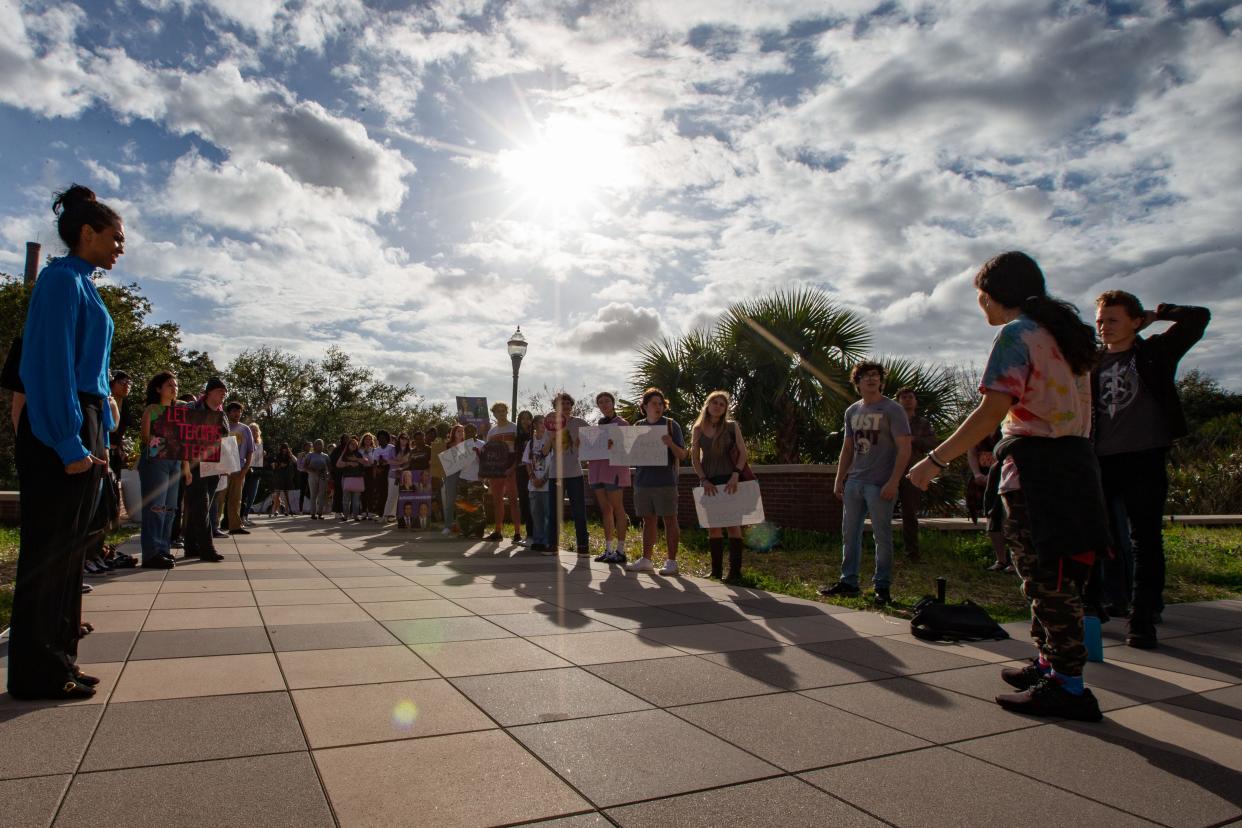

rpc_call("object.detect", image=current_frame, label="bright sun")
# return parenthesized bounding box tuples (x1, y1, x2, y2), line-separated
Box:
(496, 114, 635, 217)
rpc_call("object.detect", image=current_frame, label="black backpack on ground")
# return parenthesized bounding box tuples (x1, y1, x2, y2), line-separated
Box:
(910, 596, 1009, 642)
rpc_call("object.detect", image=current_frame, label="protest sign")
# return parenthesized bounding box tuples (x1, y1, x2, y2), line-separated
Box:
(693, 480, 766, 528)
(456, 396, 490, 436)
(438, 442, 472, 477)
(478, 441, 512, 478)
(608, 425, 668, 466)
(577, 425, 615, 462)
(200, 434, 241, 477)
(397, 470, 435, 528)
(154, 404, 225, 462)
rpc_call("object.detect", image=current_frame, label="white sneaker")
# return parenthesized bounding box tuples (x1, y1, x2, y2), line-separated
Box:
(659, 560, 679, 576)
(625, 557, 655, 573)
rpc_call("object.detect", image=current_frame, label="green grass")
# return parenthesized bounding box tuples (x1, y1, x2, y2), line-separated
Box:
(559, 520, 1242, 624)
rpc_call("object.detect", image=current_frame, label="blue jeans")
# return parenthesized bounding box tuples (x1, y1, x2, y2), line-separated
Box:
(546, 476, 588, 550)
(840, 479, 896, 589)
(528, 488, 550, 545)
(138, 457, 181, 561)
(241, 469, 260, 518)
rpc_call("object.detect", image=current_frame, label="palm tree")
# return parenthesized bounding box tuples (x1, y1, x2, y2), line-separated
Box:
(631, 289, 872, 462)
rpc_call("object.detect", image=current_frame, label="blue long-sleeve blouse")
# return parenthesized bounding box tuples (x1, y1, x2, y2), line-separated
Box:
(19, 255, 115, 464)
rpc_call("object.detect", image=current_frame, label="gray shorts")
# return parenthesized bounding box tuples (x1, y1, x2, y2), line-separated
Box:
(633, 486, 677, 517)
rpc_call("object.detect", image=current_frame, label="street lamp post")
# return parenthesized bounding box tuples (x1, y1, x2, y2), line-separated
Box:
(507, 326, 528, 415)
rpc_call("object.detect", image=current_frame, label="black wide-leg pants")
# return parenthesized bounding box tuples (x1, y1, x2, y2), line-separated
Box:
(8, 395, 104, 696)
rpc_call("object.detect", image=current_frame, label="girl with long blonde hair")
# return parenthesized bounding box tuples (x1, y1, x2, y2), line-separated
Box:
(690, 390, 750, 582)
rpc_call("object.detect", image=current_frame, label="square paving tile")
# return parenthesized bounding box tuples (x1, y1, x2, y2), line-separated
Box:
(151, 591, 258, 609)
(81, 593, 157, 612)
(485, 610, 618, 637)
(277, 645, 436, 689)
(700, 646, 890, 691)
(79, 580, 161, 595)
(142, 606, 264, 631)
(635, 623, 781, 655)
(112, 653, 285, 702)
(360, 598, 475, 621)
(129, 627, 273, 660)
(578, 605, 710, 629)
(801, 746, 1152, 828)
(258, 603, 372, 625)
(342, 584, 440, 602)
(158, 579, 252, 593)
(314, 730, 590, 827)
(448, 595, 557, 615)
(625, 588, 720, 607)
(452, 666, 652, 726)
(510, 709, 779, 807)
(526, 630, 684, 665)
(956, 722, 1242, 826)
(0, 775, 70, 828)
(0, 705, 103, 779)
(383, 616, 514, 645)
(1103, 702, 1242, 772)
(1165, 683, 1242, 722)
(249, 577, 336, 591)
(252, 588, 352, 605)
(586, 655, 783, 707)
(80, 610, 147, 632)
(1100, 635, 1242, 683)
(55, 753, 333, 828)
(411, 637, 572, 677)
(81, 691, 305, 770)
(605, 776, 884, 827)
(330, 574, 418, 589)
(884, 632, 1035, 664)
(292, 678, 493, 748)
(76, 631, 137, 663)
(805, 636, 989, 676)
(673, 691, 929, 771)
(267, 620, 400, 651)
(802, 677, 1046, 744)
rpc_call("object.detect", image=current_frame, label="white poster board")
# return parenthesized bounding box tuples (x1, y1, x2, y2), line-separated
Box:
(577, 425, 616, 462)
(200, 435, 240, 477)
(693, 480, 766, 528)
(609, 425, 668, 466)
(438, 442, 472, 477)
(460, 439, 483, 482)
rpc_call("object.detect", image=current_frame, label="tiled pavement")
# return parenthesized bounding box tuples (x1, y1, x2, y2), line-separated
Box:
(2, 520, 1241, 828)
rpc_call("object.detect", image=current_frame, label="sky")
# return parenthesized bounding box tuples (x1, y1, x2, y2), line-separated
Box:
(1, 0, 1239, 410)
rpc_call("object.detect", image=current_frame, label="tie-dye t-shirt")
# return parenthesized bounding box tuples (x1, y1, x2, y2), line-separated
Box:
(980, 315, 1091, 491)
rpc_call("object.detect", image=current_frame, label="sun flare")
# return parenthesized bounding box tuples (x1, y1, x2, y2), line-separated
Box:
(496, 114, 635, 216)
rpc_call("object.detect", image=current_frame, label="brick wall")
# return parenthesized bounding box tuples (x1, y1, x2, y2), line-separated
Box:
(584, 464, 842, 532)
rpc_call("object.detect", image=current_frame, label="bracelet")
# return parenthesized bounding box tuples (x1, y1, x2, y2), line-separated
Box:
(927, 450, 948, 470)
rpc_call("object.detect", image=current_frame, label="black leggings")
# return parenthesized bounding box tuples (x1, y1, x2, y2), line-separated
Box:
(8, 395, 104, 696)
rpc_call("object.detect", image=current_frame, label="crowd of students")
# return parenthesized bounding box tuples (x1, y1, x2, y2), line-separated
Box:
(1, 183, 1212, 737)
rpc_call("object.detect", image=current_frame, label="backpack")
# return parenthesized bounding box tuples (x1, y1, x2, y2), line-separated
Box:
(910, 597, 1009, 642)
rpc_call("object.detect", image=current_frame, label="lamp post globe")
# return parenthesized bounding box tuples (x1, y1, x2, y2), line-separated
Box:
(507, 327, 527, 415)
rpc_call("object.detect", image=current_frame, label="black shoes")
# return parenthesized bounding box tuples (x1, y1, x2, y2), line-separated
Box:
(819, 581, 860, 597)
(73, 671, 101, 687)
(197, 552, 225, 562)
(1000, 659, 1044, 691)
(141, 557, 175, 569)
(10, 680, 97, 701)
(485, 532, 503, 542)
(996, 676, 1102, 722)
(1127, 608, 1159, 649)
(873, 588, 892, 606)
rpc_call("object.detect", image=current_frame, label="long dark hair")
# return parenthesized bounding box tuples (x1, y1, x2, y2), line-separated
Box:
(974, 251, 1097, 375)
(145, 371, 176, 405)
(53, 184, 120, 252)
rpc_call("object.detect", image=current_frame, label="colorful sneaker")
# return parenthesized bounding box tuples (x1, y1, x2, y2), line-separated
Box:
(625, 557, 655, 573)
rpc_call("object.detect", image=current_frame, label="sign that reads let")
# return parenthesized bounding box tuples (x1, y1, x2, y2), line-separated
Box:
(155, 405, 226, 462)
(478, 442, 512, 479)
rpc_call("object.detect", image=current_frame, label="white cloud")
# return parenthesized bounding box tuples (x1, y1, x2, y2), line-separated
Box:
(564, 303, 663, 354)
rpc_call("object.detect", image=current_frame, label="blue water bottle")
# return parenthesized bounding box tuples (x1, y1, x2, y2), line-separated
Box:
(1084, 615, 1104, 663)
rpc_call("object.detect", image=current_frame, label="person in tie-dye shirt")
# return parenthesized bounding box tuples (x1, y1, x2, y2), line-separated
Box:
(907, 251, 1105, 724)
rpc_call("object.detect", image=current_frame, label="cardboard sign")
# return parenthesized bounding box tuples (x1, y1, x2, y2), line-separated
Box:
(478, 441, 512, 478)
(693, 480, 766, 528)
(154, 405, 225, 462)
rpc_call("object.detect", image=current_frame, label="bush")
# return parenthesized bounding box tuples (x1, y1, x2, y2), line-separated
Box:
(1168, 414, 1242, 514)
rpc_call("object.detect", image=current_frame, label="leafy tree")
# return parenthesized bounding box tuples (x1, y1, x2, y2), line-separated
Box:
(0, 272, 218, 484)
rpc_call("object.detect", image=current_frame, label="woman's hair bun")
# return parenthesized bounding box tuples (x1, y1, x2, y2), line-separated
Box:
(52, 184, 98, 215)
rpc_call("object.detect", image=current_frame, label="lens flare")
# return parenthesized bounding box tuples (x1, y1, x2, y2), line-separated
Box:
(745, 522, 780, 552)
(392, 700, 419, 729)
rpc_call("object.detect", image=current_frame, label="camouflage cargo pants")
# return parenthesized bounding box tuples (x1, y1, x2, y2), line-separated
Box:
(1002, 491, 1088, 676)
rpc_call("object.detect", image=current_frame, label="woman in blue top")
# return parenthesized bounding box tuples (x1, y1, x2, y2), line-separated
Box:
(9, 185, 123, 701)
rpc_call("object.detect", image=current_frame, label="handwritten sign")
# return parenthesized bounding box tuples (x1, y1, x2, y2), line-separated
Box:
(438, 442, 472, 477)
(693, 480, 766, 528)
(155, 405, 225, 462)
(478, 442, 512, 478)
(577, 425, 616, 462)
(608, 425, 668, 466)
